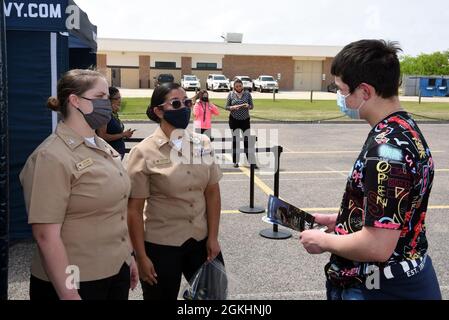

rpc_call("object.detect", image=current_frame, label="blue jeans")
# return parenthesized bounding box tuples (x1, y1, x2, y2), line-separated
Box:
(326, 256, 442, 300)
(326, 281, 366, 300)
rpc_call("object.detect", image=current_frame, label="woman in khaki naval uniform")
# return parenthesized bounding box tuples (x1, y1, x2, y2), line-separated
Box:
(19, 69, 138, 300)
(127, 83, 224, 300)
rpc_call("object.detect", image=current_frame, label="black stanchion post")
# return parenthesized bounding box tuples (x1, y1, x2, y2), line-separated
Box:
(260, 146, 292, 239)
(239, 135, 264, 214)
(0, 0, 9, 300)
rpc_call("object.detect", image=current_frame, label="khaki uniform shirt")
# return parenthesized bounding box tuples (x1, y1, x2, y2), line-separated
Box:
(19, 122, 132, 282)
(126, 127, 223, 246)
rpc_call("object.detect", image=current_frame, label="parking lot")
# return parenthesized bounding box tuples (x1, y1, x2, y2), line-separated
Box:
(8, 122, 449, 300)
(119, 88, 449, 103)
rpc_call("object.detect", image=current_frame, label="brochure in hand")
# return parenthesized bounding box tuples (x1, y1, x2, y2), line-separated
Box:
(263, 195, 326, 232)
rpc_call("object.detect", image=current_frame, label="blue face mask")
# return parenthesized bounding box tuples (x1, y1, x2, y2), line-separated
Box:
(163, 107, 191, 129)
(336, 90, 365, 120)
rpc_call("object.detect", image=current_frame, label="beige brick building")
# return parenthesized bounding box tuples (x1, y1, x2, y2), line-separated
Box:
(97, 38, 342, 91)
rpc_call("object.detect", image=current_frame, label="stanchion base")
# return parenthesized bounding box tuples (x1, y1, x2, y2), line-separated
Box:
(238, 206, 265, 214)
(259, 228, 292, 239)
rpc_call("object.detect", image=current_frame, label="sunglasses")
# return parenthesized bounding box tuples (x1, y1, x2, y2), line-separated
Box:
(160, 98, 193, 109)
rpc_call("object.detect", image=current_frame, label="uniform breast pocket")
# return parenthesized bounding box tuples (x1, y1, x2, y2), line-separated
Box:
(145, 159, 179, 195)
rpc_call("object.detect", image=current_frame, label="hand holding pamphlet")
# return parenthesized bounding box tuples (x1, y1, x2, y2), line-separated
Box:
(263, 195, 327, 232)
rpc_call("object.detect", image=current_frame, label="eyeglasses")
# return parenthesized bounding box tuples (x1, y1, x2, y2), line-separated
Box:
(160, 98, 193, 109)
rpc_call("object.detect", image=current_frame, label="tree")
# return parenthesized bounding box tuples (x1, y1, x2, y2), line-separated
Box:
(400, 51, 449, 76)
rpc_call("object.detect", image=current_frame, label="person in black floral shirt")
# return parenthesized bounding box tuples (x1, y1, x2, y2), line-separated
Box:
(299, 39, 441, 300)
(225, 78, 256, 168)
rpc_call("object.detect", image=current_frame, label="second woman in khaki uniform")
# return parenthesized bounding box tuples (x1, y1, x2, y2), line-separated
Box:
(127, 83, 224, 300)
(20, 69, 138, 300)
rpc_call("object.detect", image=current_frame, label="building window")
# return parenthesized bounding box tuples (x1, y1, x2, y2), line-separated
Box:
(155, 61, 176, 69)
(196, 62, 218, 70)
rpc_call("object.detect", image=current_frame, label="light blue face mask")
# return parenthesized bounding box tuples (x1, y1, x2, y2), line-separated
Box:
(336, 90, 365, 120)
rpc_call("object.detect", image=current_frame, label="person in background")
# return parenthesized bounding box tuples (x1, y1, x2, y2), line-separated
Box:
(192, 89, 219, 137)
(225, 78, 257, 168)
(97, 86, 134, 159)
(126, 83, 225, 300)
(299, 40, 441, 300)
(20, 69, 138, 300)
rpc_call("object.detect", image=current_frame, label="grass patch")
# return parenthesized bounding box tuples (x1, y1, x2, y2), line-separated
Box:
(119, 98, 449, 121)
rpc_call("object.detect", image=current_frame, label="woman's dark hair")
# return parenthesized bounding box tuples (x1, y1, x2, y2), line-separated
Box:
(47, 69, 105, 118)
(233, 78, 243, 89)
(146, 82, 182, 123)
(331, 39, 402, 98)
(197, 89, 208, 101)
(109, 86, 120, 99)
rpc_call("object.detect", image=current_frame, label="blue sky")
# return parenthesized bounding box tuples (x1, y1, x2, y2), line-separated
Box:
(76, 0, 449, 56)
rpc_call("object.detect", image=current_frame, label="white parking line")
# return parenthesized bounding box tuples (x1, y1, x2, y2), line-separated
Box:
(228, 290, 326, 299)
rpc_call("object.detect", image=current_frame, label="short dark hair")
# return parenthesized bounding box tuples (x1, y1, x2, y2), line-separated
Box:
(109, 86, 120, 99)
(146, 82, 182, 123)
(331, 39, 402, 98)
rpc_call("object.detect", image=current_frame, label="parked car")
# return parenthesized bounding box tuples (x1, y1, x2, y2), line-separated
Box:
(230, 76, 253, 92)
(253, 75, 279, 93)
(181, 75, 201, 91)
(154, 73, 174, 87)
(206, 74, 230, 92)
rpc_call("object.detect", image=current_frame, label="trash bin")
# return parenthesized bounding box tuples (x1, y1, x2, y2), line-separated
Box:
(419, 77, 437, 97)
(436, 78, 448, 97)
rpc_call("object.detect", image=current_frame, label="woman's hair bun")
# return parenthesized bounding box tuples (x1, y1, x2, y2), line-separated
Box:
(47, 96, 61, 111)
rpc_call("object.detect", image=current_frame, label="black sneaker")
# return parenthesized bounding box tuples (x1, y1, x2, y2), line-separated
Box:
(233, 163, 239, 168)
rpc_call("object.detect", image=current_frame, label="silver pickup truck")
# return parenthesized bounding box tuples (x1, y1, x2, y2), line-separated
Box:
(253, 75, 279, 93)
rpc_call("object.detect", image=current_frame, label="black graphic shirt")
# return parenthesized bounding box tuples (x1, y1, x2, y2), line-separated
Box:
(326, 112, 434, 287)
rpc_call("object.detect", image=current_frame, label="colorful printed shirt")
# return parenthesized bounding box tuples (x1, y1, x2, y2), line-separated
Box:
(326, 112, 434, 287)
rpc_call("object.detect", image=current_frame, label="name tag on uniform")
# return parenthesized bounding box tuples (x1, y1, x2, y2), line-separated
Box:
(202, 148, 212, 156)
(76, 158, 94, 171)
(154, 158, 171, 166)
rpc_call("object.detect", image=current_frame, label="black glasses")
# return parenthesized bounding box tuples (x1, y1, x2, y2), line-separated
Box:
(160, 98, 193, 109)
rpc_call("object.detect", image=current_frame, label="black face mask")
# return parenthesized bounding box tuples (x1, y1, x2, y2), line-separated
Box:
(201, 96, 209, 102)
(77, 98, 112, 130)
(163, 107, 191, 129)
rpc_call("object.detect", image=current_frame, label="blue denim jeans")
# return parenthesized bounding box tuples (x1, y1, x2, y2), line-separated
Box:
(326, 256, 442, 300)
(326, 281, 366, 300)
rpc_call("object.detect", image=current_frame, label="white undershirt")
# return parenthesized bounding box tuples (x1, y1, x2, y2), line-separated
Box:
(85, 137, 97, 147)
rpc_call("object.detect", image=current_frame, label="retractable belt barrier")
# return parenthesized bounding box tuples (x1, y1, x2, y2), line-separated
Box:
(124, 133, 292, 240)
